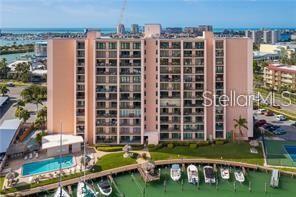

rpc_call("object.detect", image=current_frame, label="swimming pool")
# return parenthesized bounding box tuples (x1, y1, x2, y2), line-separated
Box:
(22, 155, 74, 176)
(285, 145, 296, 162)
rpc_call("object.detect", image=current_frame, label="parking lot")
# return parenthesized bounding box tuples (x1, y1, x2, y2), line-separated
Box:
(0, 86, 46, 125)
(254, 110, 296, 140)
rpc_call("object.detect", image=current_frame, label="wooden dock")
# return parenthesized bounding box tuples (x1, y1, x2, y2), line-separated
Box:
(137, 167, 160, 183)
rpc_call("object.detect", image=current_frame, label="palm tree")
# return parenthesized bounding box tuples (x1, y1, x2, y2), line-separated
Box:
(15, 107, 30, 123)
(14, 99, 25, 108)
(233, 115, 248, 141)
(21, 85, 47, 112)
(34, 106, 47, 130)
(0, 84, 9, 96)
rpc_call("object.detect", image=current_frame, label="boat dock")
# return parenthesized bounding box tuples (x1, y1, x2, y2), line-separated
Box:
(137, 167, 160, 183)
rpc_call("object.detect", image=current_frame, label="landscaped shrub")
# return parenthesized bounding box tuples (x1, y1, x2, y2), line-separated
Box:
(167, 143, 174, 149)
(148, 144, 164, 151)
(189, 143, 197, 149)
(131, 144, 144, 150)
(96, 146, 123, 152)
(215, 140, 227, 145)
(196, 141, 210, 147)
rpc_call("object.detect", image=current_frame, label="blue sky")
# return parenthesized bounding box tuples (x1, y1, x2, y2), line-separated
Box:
(1, 0, 295, 28)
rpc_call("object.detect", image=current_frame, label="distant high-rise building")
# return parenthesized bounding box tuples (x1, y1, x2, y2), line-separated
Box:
(131, 24, 139, 34)
(245, 30, 279, 44)
(144, 24, 162, 38)
(117, 24, 125, 34)
(34, 41, 47, 57)
(198, 25, 213, 32)
(165, 27, 183, 34)
(184, 25, 213, 36)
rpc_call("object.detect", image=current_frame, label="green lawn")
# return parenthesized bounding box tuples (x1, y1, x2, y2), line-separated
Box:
(96, 152, 137, 171)
(150, 142, 264, 165)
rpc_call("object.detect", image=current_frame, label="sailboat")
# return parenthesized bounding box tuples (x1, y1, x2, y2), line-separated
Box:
(77, 131, 98, 197)
(54, 124, 70, 197)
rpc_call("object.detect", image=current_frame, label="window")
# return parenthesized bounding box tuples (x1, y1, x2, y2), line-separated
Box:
(97, 42, 106, 49)
(121, 42, 130, 49)
(109, 42, 117, 49)
(195, 42, 204, 49)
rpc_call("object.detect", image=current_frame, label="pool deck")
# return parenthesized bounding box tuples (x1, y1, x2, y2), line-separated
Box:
(4, 158, 296, 196)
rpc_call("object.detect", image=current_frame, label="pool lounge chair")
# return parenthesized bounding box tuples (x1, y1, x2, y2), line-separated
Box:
(24, 155, 28, 160)
(35, 152, 39, 159)
(29, 153, 33, 159)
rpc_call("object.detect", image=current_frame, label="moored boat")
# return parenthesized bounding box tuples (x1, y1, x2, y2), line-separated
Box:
(270, 169, 279, 188)
(77, 181, 97, 197)
(97, 180, 113, 196)
(187, 164, 199, 184)
(203, 166, 216, 184)
(234, 170, 245, 183)
(53, 186, 70, 197)
(220, 167, 230, 180)
(170, 164, 181, 181)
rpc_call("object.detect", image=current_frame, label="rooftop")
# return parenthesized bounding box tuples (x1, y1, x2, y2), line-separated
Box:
(268, 63, 296, 74)
(42, 134, 83, 149)
(0, 119, 22, 153)
(0, 96, 9, 107)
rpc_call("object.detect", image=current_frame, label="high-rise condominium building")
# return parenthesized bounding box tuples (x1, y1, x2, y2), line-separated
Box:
(117, 24, 125, 34)
(245, 30, 279, 44)
(131, 24, 139, 34)
(47, 27, 253, 145)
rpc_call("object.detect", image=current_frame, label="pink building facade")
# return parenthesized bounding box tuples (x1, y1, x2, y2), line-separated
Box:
(47, 31, 253, 145)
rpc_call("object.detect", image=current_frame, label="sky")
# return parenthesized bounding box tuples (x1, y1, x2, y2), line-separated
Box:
(0, 0, 296, 28)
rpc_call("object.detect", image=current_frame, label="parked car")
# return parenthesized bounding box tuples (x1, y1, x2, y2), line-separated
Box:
(291, 122, 296, 128)
(264, 110, 274, 116)
(273, 127, 286, 135)
(258, 109, 267, 114)
(255, 119, 267, 127)
(262, 123, 280, 132)
(276, 115, 287, 121)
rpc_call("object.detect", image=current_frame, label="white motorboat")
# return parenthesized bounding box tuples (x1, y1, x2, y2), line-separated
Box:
(170, 164, 181, 181)
(270, 169, 279, 188)
(203, 166, 216, 184)
(187, 164, 199, 184)
(53, 186, 70, 197)
(220, 167, 230, 180)
(77, 181, 97, 197)
(97, 180, 113, 196)
(234, 171, 245, 183)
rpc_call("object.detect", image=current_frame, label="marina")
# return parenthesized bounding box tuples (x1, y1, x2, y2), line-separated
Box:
(33, 164, 296, 197)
